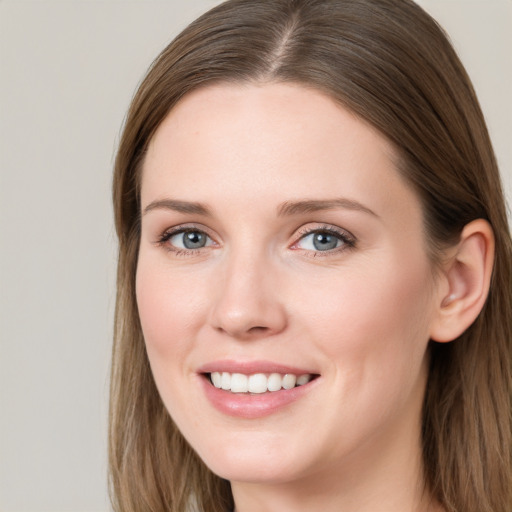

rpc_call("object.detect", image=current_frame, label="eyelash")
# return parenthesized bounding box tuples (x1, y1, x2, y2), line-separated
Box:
(155, 224, 356, 257)
(293, 224, 356, 257)
(155, 224, 216, 257)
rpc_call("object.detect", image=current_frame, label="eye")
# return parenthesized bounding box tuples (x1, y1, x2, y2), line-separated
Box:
(293, 226, 356, 253)
(158, 227, 216, 252)
(171, 230, 211, 249)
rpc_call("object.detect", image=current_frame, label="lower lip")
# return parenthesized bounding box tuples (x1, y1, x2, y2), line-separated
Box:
(200, 375, 318, 419)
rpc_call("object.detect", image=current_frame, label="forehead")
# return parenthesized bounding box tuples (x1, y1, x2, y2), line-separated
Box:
(146, 82, 394, 166)
(141, 82, 419, 224)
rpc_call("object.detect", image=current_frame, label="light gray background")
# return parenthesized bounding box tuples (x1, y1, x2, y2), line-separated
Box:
(1, 1, 510, 511)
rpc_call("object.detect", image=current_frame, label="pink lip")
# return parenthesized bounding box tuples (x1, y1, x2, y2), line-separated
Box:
(197, 359, 316, 375)
(197, 360, 320, 419)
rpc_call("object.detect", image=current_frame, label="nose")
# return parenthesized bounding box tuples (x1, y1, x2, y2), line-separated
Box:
(209, 250, 288, 340)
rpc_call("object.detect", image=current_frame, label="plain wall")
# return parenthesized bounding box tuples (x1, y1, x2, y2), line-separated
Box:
(0, 1, 510, 511)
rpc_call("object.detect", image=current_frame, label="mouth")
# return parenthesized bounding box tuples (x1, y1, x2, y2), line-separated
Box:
(206, 371, 318, 394)
(198, 361, 320, 418)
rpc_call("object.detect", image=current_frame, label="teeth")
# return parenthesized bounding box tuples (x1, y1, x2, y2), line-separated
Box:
(296, 374, 310, 386)
(221, 372, 231, 391)
(248, 373, 267, 393)
(211, 371, 222, 388)
(210, 371, 313, 393)
(282, 374, 296, 389)
(231, 373, 248, 393)
(267, 373, 282, 392)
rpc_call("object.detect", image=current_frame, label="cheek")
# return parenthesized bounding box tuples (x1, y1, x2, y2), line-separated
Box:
(300, 253, 434, 383)
(135, 258, 206, 361)
(135, 258, 210, 428)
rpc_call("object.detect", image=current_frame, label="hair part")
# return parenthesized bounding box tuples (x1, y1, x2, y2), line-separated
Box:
(110, 1, 512, 510)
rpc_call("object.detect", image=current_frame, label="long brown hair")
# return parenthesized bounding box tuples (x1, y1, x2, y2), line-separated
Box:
(110, 1, 512, 510)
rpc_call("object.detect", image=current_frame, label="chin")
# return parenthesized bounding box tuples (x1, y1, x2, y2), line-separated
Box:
(192, 434, 304, 484)
(207, 458, 299, 485)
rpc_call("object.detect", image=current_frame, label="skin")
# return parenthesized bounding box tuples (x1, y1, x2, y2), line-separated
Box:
(136, 83, 446, 511)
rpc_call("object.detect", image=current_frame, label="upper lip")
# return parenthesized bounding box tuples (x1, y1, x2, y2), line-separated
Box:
(197, 360, 318, 375)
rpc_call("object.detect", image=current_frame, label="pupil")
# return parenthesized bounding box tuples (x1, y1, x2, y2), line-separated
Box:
(313, 233, 338, 251)
(183, 231, 206, 249)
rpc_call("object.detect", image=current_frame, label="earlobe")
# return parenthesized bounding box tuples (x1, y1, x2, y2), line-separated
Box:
(430, 219, 495, 343)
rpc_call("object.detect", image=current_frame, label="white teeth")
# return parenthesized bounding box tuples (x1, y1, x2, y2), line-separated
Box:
(267, 373, 282, 392)
(248, 373, 267, 393)
(296, 374, 311, 386)
(221, 372, 231, 390)
(211, 372, 222, 388)
(282, 374, 297, 389)
(210, 371, 314, 393)
(230, 373, 248, 393)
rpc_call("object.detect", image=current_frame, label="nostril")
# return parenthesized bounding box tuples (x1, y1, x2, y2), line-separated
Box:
(214, 324, 270, 337)
(248, 326, 268, 333)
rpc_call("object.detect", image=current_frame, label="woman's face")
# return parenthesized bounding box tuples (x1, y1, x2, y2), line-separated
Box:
(137, 83, 440, 486)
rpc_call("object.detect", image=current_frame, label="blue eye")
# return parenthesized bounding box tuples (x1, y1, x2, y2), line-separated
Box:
(295, 228, 355, 253)
(165, 229, 214, 250)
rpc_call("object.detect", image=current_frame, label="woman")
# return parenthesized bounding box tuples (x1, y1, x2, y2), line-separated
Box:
(109, 0, 512, 511)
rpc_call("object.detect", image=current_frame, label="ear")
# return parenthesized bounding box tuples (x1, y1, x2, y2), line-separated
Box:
(430, 219, 495, 343)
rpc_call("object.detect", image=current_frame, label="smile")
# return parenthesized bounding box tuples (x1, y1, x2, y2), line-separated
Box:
(199, 364, 320, 418)
(209, 372, 314, 393)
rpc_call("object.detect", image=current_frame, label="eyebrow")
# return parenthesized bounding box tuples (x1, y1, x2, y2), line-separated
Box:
(142, 199, 211, 216)
(277, 198, 378, 218)
(142, 197, 378, 218)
